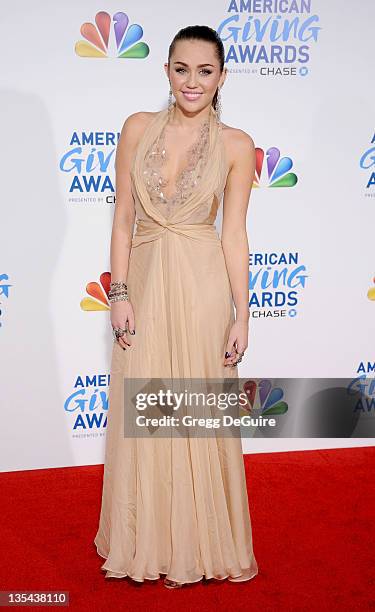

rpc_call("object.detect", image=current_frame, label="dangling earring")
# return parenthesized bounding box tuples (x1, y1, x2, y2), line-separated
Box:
(214, 87, 222, 125)
(168, 86, 175, 115)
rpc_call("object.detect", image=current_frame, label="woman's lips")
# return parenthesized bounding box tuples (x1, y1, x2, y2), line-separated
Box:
(182, 92, 203, 101)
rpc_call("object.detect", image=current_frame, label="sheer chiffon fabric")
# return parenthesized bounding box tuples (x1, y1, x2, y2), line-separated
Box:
(94, 105, 258, 584)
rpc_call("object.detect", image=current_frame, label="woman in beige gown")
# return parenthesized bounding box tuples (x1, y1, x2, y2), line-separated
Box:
(94, 26, 258, 588)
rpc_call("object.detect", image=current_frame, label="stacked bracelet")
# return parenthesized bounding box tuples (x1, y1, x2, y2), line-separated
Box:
(108, 280, 129, 303)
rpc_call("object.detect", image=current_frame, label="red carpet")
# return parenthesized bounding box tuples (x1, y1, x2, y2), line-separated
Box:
(0, 447, 373, 611)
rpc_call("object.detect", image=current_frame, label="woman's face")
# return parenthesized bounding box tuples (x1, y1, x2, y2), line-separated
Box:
(164, 39, 226, 113)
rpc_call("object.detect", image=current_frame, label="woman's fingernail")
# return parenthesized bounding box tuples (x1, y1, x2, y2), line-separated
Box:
(130, 330, 135, 335)
(225, 351, 231, 358)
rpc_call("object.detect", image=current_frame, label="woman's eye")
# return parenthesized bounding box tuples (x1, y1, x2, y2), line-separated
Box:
(175, 68, 212, 75)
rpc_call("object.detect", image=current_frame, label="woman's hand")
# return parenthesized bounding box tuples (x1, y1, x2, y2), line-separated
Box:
(224, 318, 248, 367)
(110, 300, 135, 350)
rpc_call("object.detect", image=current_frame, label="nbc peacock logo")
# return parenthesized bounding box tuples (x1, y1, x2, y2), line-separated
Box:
(80, 272, 111, 311)
(75, 11, 150, 59)
(253, 147, 298, 188)
(367, 276, 375, 301)
(240, 379, 288, 416)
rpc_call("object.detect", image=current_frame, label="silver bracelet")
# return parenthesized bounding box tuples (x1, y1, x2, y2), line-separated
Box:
(109, 294, 129, 303)
(108, 280, 129, 303)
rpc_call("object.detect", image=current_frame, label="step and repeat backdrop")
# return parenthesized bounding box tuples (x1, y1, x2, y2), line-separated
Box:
(1, 1, 374, 471)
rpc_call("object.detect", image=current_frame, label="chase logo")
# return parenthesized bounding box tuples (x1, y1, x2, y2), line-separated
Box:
(75, 11, 150, 58)
(241, 379, 288, 415)
(253, 147, 298, 188)
(80, 272, 111, 311)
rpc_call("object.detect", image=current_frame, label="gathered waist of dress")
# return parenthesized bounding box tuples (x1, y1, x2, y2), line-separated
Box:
(131, 217, 222, 248)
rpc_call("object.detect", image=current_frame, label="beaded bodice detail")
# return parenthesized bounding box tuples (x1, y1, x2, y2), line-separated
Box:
(142, 113, 210, 218)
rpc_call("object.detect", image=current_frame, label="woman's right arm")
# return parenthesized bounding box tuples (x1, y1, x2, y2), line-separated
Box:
(110, 112, 148, 349)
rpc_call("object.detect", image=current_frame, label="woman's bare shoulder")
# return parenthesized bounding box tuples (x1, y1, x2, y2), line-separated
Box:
(119, 111, 158, 142)
(123, 111, 158, 129)
(222, 123, 255, 169)
(221, 121, 255, 149)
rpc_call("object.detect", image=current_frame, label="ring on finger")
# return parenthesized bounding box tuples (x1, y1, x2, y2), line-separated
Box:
(112, 326, 128, 341)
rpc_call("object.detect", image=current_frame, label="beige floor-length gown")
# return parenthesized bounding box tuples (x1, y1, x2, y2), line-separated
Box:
(94, 103, 259, 584)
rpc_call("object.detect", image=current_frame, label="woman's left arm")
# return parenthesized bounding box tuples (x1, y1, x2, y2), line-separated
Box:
(221, 128, 255, 366)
